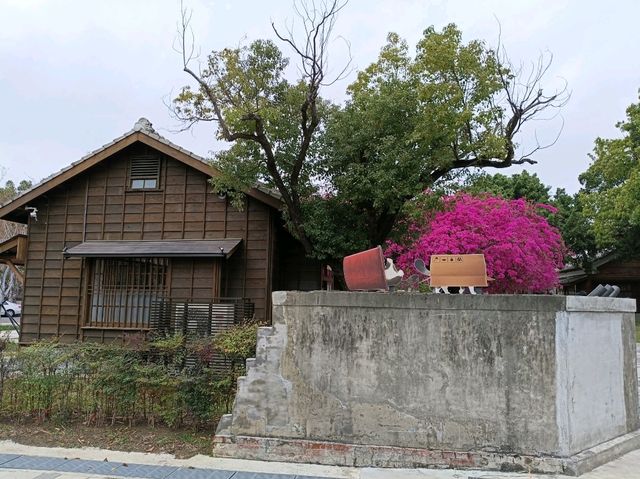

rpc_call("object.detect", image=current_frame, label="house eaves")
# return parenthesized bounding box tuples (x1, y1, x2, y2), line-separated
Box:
(0, 118, 282, 223)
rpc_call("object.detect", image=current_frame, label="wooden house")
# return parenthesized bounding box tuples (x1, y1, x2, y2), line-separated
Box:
(559, 252, 640, 301)
(0, 118, 320, 344)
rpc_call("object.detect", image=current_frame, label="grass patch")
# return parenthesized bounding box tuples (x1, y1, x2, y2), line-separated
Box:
(0, 420, 213, 458)
(2, 341, 18, 353)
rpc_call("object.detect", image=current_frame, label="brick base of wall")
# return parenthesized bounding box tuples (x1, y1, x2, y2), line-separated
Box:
(213, 431, 640, 476)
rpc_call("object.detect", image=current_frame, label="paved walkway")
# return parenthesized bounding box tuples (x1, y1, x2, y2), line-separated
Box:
(0, 455, 338, 479)
(0, 453, 326, 478)
(2, 442, 640, 479)
(0, 442, 350, 479)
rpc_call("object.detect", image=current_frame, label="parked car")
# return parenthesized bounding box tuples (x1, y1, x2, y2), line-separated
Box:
(1, 300, 21, 317)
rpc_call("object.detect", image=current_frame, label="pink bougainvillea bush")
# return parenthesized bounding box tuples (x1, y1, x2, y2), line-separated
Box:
(385, 194, 566, 293)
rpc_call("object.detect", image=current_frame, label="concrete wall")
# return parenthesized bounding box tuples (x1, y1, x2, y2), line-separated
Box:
(556, 298, 639, 455)
(217, 292, 638, 459)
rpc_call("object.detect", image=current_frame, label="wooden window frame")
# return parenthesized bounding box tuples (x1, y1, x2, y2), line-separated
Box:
(85, 257, 168, 329)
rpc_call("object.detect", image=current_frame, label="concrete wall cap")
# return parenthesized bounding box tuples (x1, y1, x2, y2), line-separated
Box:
(565, 296, 636, 312)
(272, 291, 637, 313)
(272, 290, 569, 311)
(272, 291, 288, 305)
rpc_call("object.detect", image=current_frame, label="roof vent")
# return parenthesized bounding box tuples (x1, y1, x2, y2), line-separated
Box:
(133, 117, 156, 134)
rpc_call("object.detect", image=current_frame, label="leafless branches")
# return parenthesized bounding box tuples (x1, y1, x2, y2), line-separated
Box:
(272, 0, 352, 90)
(172, 0, 351, 255)
(433, 39, 569, 184)
(494, 25, 570, 166)
(175, 1, 197, 73)
(270, 0, 352, 212)
(0, 221, 24, 301)
(427, 34, 569, 185)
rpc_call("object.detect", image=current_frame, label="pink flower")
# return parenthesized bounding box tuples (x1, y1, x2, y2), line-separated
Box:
(385, 194, 567, 293)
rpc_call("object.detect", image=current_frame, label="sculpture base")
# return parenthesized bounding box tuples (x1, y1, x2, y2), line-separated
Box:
(214, 430, 640, 476)
(216, 292, 639, 476)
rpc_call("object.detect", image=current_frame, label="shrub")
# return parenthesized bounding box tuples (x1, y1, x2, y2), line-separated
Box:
(0, 323, 260, 428)
(386, 194, 566, 293)
(213, 322, 261, 360)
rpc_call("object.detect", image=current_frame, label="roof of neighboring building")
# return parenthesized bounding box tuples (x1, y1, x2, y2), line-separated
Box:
(0, 234, 28, 265)
(0, 118, 282, 223)
(559, 251, 619, 285)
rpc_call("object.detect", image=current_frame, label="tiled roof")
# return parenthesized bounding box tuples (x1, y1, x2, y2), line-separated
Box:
(0, 117, 281, 211)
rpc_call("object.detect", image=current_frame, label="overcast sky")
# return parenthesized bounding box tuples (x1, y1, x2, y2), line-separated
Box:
(1, 0, 639, 194)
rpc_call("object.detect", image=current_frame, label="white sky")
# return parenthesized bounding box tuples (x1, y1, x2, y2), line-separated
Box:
(1, 0, 639, 194)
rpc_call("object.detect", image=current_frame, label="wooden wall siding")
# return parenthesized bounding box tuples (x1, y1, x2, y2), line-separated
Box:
(562, 259, 640, 301)
(566, 278, 640, 301)
(169, 258, 221, 301)
(220, 197, 272, 322)
(596, 259, 640, 280)
(21, 142, 273, 344)
(594, 260, 640, 300)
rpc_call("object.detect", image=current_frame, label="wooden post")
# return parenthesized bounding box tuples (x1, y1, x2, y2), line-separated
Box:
(16, 236, 27, 264)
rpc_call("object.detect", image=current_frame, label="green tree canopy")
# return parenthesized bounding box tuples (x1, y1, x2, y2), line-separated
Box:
(173, 2, 346, 255)
(462, 171, 552, 204)
(579, 92, 640, 256)
(552, 188, 598, 269)
(0, 179, 32, 205)
(315, 24, 566, 256)
(174, 2, 566, 264)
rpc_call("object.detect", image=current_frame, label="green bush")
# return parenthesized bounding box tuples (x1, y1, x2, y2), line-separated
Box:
(0, 322, 260, 428)
(213, 322, 261, 360)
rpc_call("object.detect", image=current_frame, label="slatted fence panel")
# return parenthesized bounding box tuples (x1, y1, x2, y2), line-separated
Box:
(149, 298, 254, 374)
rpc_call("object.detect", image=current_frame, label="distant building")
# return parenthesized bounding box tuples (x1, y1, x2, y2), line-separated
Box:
(559, 252, 640, 302)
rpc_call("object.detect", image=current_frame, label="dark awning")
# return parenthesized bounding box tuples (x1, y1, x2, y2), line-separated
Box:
(63, 239, 242, 259)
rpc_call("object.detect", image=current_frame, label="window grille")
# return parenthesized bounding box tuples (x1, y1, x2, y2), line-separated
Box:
(129, 156, 160, 189)
(87, 257, 168, 328)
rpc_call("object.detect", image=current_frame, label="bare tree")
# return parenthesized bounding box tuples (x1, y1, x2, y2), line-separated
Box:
(430, 33, 570, 183)
(173, 0, 350, 255)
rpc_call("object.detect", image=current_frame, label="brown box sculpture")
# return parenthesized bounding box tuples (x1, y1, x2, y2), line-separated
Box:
(430, 254, 489, 293)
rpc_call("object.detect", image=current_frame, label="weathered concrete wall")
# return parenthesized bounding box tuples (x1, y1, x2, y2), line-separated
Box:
(555, 298, 639, 456)
(216, 292, 638, 465)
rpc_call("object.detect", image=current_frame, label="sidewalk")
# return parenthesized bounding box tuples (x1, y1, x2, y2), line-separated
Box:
(0, 441, 350, 479)
(1, 441, 640, 479)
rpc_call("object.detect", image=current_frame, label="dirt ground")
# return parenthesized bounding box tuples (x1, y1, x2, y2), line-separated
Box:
(0, 420, 214, 458)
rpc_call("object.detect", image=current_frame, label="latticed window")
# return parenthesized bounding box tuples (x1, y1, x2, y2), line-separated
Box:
(129, 156, 160, 189)
(87, 258, 168, 328)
